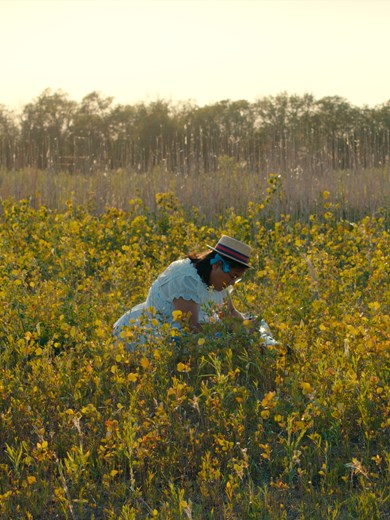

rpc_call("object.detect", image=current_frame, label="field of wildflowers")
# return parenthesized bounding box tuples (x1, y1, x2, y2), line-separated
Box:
(0, 192, 389, 519)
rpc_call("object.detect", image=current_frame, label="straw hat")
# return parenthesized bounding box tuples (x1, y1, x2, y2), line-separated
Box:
(207, 235, 252, 268)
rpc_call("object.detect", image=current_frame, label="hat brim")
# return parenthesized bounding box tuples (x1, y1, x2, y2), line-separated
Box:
(206, 245, 252, 268)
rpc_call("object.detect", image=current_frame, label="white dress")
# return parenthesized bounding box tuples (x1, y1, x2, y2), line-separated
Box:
(113, 258, 228, 345)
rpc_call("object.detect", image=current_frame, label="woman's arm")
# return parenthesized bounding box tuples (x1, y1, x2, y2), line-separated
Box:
(173, 294, 258, 334)
(224, 290, 261, 331)
(225, 290, 245, 320)
(172, 297, 202, 332)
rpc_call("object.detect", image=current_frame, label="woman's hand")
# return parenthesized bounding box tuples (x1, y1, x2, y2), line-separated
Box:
(242, 315, 262, 333)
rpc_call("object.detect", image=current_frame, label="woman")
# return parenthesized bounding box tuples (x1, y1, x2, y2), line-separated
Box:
(113, 235, 256, 343)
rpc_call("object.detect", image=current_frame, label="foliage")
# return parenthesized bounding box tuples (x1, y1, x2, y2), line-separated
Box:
(0, 90, 389, 173)
(0, 196, 389, 519)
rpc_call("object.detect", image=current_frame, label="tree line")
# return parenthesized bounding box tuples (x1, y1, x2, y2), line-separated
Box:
(0, 89, 389, 174)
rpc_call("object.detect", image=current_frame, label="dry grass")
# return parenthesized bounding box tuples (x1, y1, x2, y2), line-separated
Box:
(0, 166, 388, 224)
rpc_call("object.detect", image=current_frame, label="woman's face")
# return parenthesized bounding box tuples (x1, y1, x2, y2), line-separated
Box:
(210, 262, 246, 291)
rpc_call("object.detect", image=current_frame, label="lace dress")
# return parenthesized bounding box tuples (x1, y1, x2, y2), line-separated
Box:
(113, 258, 228, 344)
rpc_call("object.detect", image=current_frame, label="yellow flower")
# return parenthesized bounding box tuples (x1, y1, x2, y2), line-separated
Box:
(261, 391, 276, 408)
(170, 328, 181, 338)
(140, 358, 151, 370)
(172, 310, 183, 321)
(300, 382, 312, 394)
(368, 301, 380, 312)
(177, 362, 191, 373)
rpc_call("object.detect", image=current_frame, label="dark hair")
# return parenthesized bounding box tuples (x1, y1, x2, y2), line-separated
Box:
(188, 250, 248, 286)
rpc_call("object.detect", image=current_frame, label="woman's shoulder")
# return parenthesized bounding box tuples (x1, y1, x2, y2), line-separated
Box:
(155, 257, 228, 304)
(163, 258, 198, 278)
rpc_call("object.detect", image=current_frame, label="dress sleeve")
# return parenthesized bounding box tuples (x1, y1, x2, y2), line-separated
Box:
(164, 273, 203, 304)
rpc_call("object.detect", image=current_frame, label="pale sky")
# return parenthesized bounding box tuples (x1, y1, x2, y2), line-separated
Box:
(1, 0, 389, 112)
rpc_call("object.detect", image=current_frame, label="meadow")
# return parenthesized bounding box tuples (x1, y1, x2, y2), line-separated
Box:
(0, 175, 389, 518)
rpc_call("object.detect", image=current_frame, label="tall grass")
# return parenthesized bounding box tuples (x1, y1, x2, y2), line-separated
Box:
(0, 165, 388, 224)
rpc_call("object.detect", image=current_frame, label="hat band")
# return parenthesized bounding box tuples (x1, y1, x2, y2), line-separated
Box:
(215, 243, 250, 264)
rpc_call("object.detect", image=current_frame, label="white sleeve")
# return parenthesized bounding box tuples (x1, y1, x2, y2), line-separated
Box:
(163, 273, 202, 304)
